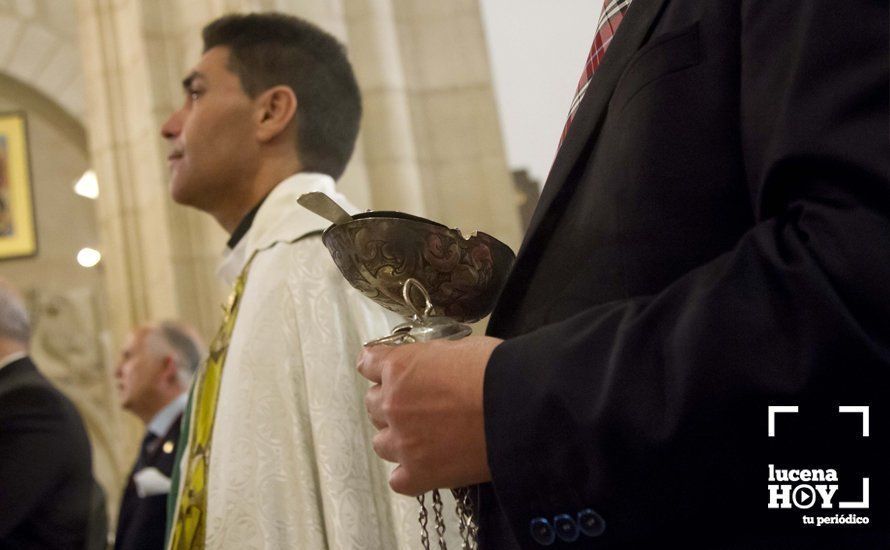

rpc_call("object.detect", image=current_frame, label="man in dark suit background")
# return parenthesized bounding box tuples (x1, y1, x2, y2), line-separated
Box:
(358, 0, 889, 548)
(0, 278, 95, 549)
(113, 321, 203, 550)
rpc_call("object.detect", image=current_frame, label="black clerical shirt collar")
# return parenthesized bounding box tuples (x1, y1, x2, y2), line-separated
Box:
(226, 195, 269, 250)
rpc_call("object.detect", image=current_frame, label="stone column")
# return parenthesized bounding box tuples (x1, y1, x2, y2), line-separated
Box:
(395, 1, 522, 249)
(343, 0, 428, 216)
(75, 0, 181, 346)
(345, 0, 522, 248)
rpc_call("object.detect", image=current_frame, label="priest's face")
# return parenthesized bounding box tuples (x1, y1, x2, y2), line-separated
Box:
(161, 46, 260, 219)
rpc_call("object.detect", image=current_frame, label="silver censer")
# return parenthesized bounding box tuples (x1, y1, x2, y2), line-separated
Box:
(299, 193, 516, 550)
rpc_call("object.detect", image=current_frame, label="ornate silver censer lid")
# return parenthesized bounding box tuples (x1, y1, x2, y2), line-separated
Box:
(300, 192, 516, 345)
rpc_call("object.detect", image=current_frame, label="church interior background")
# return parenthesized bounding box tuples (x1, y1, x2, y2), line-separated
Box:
(0, 0, 546, 529)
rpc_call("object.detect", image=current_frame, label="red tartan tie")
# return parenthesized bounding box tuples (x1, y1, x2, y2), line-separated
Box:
(558, 0, 633, 147)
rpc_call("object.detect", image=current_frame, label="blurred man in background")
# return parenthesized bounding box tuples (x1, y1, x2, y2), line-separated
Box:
(114, 321, 204, 550)
(0, 278, 95, 549)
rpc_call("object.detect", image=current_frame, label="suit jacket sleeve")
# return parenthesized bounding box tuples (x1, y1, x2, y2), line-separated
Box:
(483, 0, 889, 543)
(0, 384, 77, 536)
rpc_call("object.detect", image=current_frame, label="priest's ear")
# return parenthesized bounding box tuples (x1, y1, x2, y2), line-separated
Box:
(255, 85, 298, 144)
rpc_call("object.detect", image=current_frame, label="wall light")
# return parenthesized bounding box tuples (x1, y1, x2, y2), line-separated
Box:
(77, 247, 102, 268)
(73, 170, 99, 199)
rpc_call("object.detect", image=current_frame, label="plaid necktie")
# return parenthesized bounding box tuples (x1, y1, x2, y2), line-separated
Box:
(558, 0, 633, 147)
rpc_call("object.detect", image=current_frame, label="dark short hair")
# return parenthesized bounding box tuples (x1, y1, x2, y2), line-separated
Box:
(203, 13, 361, 180)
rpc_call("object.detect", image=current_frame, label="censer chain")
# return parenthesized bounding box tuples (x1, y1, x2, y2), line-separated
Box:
(418, 494, 431, 550)
(432, 489, 447, 550)
(453, 487, 478, 550)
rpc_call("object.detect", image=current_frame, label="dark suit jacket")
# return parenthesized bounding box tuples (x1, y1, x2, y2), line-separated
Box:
(0, 356, 94, 549)
(481, 1, 889, 548)
(114, 415, 182, 550)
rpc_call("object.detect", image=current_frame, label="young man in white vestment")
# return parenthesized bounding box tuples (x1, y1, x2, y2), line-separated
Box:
(160, 12, 429, 549)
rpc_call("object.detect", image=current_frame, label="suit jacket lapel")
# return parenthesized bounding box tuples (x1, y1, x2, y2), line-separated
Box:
(525, 0, 669, 242)
(490, 0, 669, 331)
(145, 415, 183, 465)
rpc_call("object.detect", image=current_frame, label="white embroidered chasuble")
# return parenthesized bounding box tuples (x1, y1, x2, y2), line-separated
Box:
(172, 173, 461, 549)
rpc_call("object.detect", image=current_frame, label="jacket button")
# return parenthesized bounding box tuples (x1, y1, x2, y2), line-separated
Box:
(529, 517, 556, 546)
(553, 513, 580, 542)
(577, 508, 606, 537)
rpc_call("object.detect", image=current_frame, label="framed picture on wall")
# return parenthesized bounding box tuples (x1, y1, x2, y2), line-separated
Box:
(0, 111, 37, 260)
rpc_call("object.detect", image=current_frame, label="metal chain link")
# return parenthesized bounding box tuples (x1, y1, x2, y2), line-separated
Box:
(455, 487, 478, 549)
(418, 494, 431, 550)
(452, 488, 470, 549)
(467, 504, 479, 546)
(432, 490, 448, 549)
(392, 279, 479, 550)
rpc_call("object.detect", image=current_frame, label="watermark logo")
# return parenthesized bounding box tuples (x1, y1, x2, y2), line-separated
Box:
(767, 405, 870, 527)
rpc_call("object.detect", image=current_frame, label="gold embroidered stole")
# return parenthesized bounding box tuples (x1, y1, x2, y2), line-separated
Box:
(168, 251, 257, 549)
